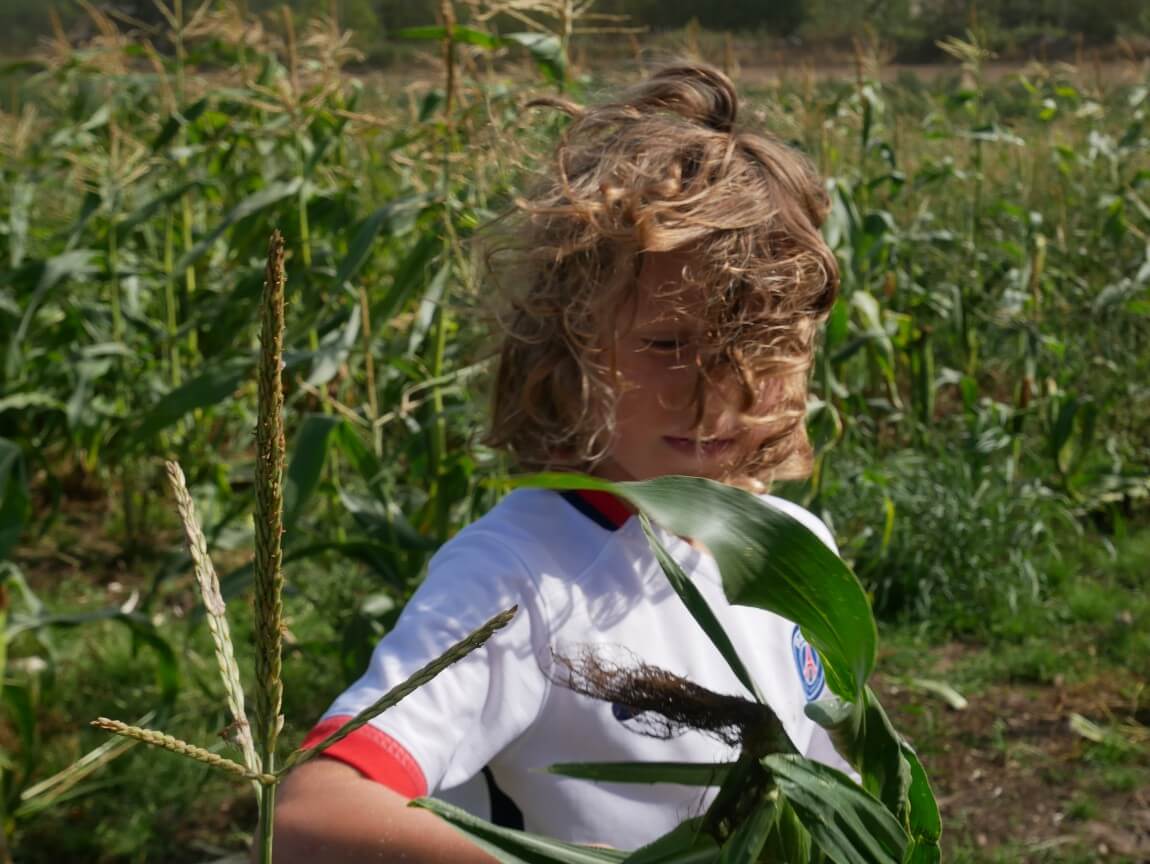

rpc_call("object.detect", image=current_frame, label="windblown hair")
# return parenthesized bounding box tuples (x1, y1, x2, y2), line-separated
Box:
(484, 63, 839, 484)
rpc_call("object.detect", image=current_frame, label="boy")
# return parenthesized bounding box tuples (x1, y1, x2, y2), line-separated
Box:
(274, 62, 846, 862)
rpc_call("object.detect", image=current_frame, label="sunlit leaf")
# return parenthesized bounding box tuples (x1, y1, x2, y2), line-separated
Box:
(546, 761, 733, 786)
(412, 796, 627, 863)
(517, 474, 876, 701)
(765, 754, 906, 864)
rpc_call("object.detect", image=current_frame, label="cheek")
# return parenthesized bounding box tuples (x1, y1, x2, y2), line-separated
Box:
(617, 357, 696, 418)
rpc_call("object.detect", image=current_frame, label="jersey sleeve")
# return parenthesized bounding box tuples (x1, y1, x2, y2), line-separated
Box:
(303, 529, 550, 796)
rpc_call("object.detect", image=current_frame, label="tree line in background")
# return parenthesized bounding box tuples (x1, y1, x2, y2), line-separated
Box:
(3, 0, 1149, 61)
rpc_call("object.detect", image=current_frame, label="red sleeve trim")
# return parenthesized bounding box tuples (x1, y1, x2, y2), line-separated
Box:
(300, 716, 428, 798)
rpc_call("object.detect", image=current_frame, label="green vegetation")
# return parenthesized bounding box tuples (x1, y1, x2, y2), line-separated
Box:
(0, 2, 1147, 861)
(4, 0, 1150, 61)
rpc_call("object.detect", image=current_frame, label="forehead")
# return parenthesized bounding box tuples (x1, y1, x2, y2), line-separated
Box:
(632, 250, 707, 324)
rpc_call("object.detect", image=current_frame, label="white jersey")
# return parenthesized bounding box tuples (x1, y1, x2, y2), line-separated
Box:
(303, 487, 852, 849)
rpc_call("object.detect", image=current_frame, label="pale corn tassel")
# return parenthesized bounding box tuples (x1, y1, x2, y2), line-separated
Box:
(91, 718, 276, 786)
(165, 459, 261, 789)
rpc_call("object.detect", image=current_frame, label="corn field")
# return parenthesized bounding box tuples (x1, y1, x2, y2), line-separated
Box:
(0, 3, 1148, 861)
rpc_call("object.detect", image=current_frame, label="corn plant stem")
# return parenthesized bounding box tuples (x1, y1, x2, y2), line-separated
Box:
(108, 198, 122, 343)
(254, 231, 287, 862)
(0, 583, 9, 864)
(430, 304, 450, 542)
(180, 196, 198, 358)
(171, 0, 197, 360)
(358, 286, 382, 458)
(427, 5, 457, 542)
(163, 210, 182, 385)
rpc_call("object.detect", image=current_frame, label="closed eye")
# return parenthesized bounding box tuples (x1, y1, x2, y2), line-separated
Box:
(641, 338, 688, 352)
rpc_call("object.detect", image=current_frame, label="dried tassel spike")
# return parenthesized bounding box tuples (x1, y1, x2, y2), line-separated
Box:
(91, 718, 276, 786)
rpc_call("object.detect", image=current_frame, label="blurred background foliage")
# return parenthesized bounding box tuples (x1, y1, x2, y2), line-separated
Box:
(0, 1, 1147, 861)
(3, 0, 1150, 62)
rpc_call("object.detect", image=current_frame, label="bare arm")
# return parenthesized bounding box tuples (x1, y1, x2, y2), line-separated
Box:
(270, 757, 496, 864)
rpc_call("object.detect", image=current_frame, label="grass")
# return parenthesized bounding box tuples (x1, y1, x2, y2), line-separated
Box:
(875, 521, 1150, 864)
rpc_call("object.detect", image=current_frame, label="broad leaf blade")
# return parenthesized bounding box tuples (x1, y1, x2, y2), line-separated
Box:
(503, 32, 567, 83)
(173, 179, 302, 273)
(546, 761, 733, 786)
(128, 356, 253, 445)
(283, 414, 344, 534)
(717, 789, 781, 863)
(901, 743, 941, 859)
(764, 754, 907, 864)
(333, 195, 429, 289)
(413, 796, 627, 863)
(0, 438, 29, 561)
(805, 689, 913, 822)
(639, 515, 768, 706)
(625, 817, 718, 863)
(517, 473, 875, 701)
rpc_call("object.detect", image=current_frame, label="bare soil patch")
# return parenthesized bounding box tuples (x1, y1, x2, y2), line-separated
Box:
(877, 668, 1150, 862)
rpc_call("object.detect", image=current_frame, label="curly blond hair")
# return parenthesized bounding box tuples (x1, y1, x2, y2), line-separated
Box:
(483, 63, 838, 485)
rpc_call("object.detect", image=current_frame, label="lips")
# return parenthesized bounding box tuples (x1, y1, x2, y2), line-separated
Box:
(662, 435, 737, 456)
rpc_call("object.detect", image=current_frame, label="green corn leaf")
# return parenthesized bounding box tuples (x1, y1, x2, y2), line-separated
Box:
(173, 179, 303, 274)
(8, 179, 32, 269)
(764, 754, 907, 864)
(625, 817, 719, 863)
(305, 304, 361, 387)
(1050, 396, 1079, 472)
(504, 33, 567, 83)
(338, 490, 437, 551)
(6, 250, 100, 380)
(0, 438, 28, 561)
(760, 797, 813, 863)
(331, 421, 386, 490)
(374, 232, 442, 328)
(6, 609, 179, 704)
(208, 539, 405, 619)
(901, 743, 941, 859)
(116, 180, 203, 239)
(406, 259, 451, 358)
(412, 796, 627, 863)
(127, 356, 253, 445)
(0, 393, 66, 416)
(394, 25, 502, 50)
(901, 840, 941, 864)
(639, 514, 768, 706)
(333, 194, 430, 290)
(16, 710, 155, 816)
(717, 788, 781, 863)
(805, 688, 912, 822)
(151, 96, 210, 152)
(516, 474, 876, 702)
(127, 348, 315, 446)
(283, 414, 344, 533)
(546, 761, 734, 786)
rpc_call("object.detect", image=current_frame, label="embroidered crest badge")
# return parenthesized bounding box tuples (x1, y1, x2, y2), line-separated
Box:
(791, 625, 825, 701)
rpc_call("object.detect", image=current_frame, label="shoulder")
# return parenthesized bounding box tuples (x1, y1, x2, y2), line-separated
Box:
(433, 487, 620, 577)
(756, 494, 838, 555)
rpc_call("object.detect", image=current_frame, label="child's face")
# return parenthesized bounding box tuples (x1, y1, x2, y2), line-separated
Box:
(594, 251, 779, 484)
